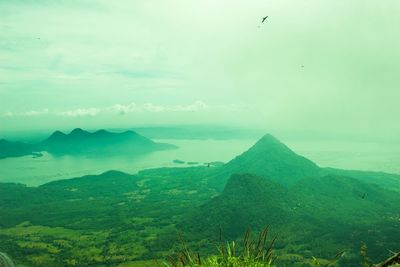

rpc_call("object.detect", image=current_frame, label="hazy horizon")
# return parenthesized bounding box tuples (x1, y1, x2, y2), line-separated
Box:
(1, 1, 400, 142)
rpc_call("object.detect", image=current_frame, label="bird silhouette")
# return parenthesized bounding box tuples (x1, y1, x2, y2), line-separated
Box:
(262, 16, 269, 23)
(361, 193, 366, 199)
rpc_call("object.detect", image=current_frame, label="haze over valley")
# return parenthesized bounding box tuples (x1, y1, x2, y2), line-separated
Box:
(1, 1, 400, 266)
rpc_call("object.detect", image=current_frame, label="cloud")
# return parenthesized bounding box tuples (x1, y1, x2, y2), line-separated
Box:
(1, 109, 49, 117)
(2, 101, 242, 118)
(58, 101, 209, 117)
(57, 108, 100, 117)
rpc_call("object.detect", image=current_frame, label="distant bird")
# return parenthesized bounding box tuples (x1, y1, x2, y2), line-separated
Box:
(361, 193, 366, 199)
(262, 16, 269, 23)
(301, 65, 305, 68)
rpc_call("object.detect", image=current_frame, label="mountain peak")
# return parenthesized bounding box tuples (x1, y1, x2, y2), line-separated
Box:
(223, 134, 320, 184)
(259, 133, 280, 142)
(70, 128, 89, 135)
(47, 130, 66, 140)
(250, 134, 288, 151)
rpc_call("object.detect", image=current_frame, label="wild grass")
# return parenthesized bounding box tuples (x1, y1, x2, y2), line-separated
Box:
(164, 226, 276, 267)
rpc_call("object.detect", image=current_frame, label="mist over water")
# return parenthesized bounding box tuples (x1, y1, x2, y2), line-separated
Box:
(1, 1, 400, 265)
(287, 140, 400, 174)
(1, 138, 399, 186)
(0, 139, 255, 186)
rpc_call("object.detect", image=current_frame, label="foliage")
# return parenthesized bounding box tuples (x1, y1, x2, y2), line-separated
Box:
(164, 227, 276, 267)
(1, 134, 400, 266)
(360, 243, 370, 267)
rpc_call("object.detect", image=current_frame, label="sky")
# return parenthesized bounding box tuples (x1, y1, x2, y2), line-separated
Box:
(1, 0, 399, 141)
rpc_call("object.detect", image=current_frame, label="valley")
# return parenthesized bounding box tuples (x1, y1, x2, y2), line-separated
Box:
(1, 135, 399, 266)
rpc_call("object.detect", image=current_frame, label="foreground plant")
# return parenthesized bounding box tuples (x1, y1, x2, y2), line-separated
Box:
(164, 226, 277, 267)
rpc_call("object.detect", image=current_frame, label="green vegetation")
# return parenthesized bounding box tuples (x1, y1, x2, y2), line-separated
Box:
(0, 134, 399, 266)
(223, 134, 321, 185)
(165, 227, 276, 267)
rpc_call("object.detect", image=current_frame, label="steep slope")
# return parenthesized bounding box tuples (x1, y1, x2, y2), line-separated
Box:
(39, 128, 176, 155)
(220, 134, 321, 185)
(183, 172, 400, 263)
(183, 173, 294, 238)
(216, 134, 400, 191)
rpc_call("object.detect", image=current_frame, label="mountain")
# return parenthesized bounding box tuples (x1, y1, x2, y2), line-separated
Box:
(181, 135, 400, 262)
(0, 128, 177, 159)
(1, 133, 400, 266)
(39, 128, 177, 155)
(0, 139, 37, 159)
(220, 134, 321, 185)
(183, 173, 294, 238)
(217, 134, 400, 191)
(183, 173, 400, 263)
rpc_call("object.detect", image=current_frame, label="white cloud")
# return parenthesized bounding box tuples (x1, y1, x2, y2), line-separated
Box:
(24, 109, 49, 116)
(56, 101, 209, 117)
(1, 101, 242, 118)
(57, 108, 100, 117)
(1, 109, 49, 117)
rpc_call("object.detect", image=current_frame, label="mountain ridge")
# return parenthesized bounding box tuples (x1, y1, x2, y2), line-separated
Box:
(0, 128, 177, 158)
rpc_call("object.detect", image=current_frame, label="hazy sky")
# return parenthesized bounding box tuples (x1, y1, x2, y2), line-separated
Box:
(1, 1, 399, 140)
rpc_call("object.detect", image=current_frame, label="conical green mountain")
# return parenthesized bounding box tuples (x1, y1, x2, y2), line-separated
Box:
(222, 134, 321, 184)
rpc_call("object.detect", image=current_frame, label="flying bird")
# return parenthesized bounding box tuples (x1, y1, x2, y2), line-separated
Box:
(262, 16, 269, 23)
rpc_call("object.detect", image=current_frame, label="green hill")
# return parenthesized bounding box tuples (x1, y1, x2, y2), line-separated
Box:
(221, 134, 321, 185)
(183, 173, 293, 238)
(0, 133, 400, 266)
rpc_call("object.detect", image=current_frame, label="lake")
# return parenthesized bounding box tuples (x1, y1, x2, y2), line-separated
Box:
(0, 138, 399, 186)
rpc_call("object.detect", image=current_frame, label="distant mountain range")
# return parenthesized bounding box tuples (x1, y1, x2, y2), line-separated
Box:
(0, 128, 176, 158)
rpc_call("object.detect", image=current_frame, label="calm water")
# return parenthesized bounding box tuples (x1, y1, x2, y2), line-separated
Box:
(0, 139, 399, 186)
(288, 140, 400, 174)
(0, 139, 255, 186)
